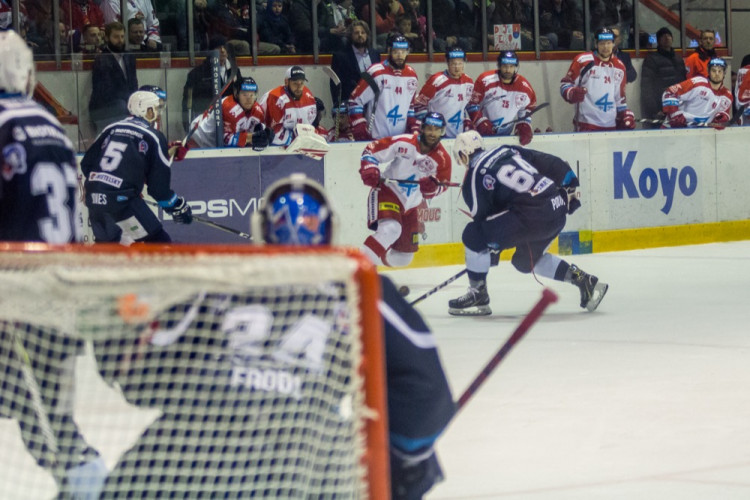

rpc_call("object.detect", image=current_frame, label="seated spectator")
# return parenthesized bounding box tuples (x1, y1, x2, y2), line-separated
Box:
(401, 0, 428, 49)
(101, 0, 162, 48)
(128, 17, 162, 52)
(288, 0, 320, 54)
(360, 0, 403, 50)
(89, 21, 138, 132)
(181, 36, 243, 131)
(432, 0, 476, 52)
(590, 0, 631, 47)
(60, 0, 105, 34)
(539, 0, 583, 50)
(611, 25, 636, 82)
(395, 13, 424, 52)
(640, 26, 685, 128)
(487, 0, 536, 51)
(330, 19, 381, 108)
(81, 23, 103, 53)
(320, 0, 353, 53)
(258, 0, 295, 54)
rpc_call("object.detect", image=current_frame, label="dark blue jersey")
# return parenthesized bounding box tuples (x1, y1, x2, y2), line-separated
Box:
(0, 97, 80, 243)
(462, 145, 574, 222)
(80, 116, 176, 206)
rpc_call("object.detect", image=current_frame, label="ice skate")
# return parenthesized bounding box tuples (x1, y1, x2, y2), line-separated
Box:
(566, 264, 608, 312)
(448, 280, 491, 316)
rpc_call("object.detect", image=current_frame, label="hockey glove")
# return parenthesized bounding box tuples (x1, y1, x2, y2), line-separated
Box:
(351, 117, 370, 141)
(566, 191, 582, 214)
(360, 166, 381, 188)
(168, 141, 190, 161)
(561, 172, 581, 214)
(164, 197, 193, 224)
(462, 118, 474, 132)
(711, 111, 730, 130)
(563, 86, 587, 104)
(616, 110, 635, 130)
(475, 117, 494, 137)
(515, 122, 533, 146)
(668, 113, 687, 128)
(251, 124, 272, 150)
(418, 175, 441, 199)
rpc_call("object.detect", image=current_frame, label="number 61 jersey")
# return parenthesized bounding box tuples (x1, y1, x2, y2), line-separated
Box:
(0, 97, 80, 243)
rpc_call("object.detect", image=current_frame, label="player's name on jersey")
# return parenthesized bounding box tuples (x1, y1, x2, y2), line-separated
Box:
(230, 366, 303, 399)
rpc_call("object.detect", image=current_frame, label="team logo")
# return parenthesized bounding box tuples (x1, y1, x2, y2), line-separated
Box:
(138, 140, 148, 153)
(483, 174, 496, 190)
(416, 157, 433, 174)
(12, 126, 27, 142)
(514, 94, 526, 108)
(407, 79, 418, 93)
(1, 143, 27, 181)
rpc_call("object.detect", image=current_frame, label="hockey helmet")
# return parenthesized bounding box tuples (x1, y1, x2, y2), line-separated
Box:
(235, 76, 258, 94)
(707, 57, 727, 72)
(138, 85, 166, 101)
(388, 34, 411, 51)
(594, 27, 616, 43)
(252, 174, 337, 245)
(421, 111, 447, 136)
(128, 90, 163, 122)
(453, 130, 485, 167)
(0, 30, 36, 97)
(497, 50, 519, 67)
(445, 47, 466, 61)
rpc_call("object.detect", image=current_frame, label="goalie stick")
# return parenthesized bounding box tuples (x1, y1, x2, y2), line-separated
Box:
(321, 67, 343, 141)
(360, 71, 381, 135)
(455, 288, 558, 412)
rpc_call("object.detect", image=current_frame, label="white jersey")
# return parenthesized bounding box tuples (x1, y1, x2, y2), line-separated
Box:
(102, 0, 161, 43)
(468, 71, 536, 135)
(561, 52, 628, 129)
(348, 61, 420, 139)
(414, 71, 474, 138)
(662, 76, 733, 126)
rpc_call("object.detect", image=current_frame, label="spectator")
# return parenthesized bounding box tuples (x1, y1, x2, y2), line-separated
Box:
(432, 0, 477, 52)
(487, 0, 536, 51)
(127, 17, 162, 52)
(288, 0, 325, 54)
(181, 36, 242, 131)
(539, 0, 583, 50)
(684, 29, 717, 79)
(81, 23, 103, 53)
(320, 0, 352, 53)
(60, 0, 105, 34)
(177, 0, 210, 50)
(259, 66, 317, 146)
(360, 0, 403, 50)
(560, 27, 634, 132)
(101, 0, 162, 48)
(395, 13, 424, 52)
(258, 0, 295, 54)
(590, 0, 631, 47)
(401, 0, 428, 50)
(640, 27, 685, 128)
(89, 21, 138, 132)
(662, 57, 732, 129)
(329, 19, 381, 108)
(611, 25, 636, 82)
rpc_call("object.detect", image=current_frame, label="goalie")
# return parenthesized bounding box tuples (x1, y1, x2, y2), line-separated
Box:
(448, 131, 608, 316)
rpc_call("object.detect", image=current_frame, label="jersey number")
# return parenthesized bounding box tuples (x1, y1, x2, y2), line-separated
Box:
(30, 163, 77, 243)
(386, 105, 404, 126)
(496, 156, 539, 193)
(448, 110, 463, 131)
(594, 93, 614, 112)
(99, 141, 128, 172)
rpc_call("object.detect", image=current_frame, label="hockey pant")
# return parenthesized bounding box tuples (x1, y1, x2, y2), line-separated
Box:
(87, 193, 170, 244)
(363, 187, 424, 266)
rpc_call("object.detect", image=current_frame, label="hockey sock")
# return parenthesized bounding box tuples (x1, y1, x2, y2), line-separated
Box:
(532, 253, 568, 280)
(465, 247, 491, 281)
(384, 249, 414, 267)
(361, 236, 388, 266)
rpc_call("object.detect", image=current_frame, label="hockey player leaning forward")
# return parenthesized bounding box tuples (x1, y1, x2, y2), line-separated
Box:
(81, 88, 193, 244)
(560, 27, 636, 132)
(448, 131, 608, 316)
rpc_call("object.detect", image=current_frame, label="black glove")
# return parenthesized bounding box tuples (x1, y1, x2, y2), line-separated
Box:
(165, 197, 193, 224)
(251, 124, 271, 151)
(561, 172, 580, 214)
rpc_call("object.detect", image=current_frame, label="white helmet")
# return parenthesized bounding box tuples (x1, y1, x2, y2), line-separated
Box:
(127, 90, 163, 123)
(453, 131, 485, 166)
(0, 31, 36, 97)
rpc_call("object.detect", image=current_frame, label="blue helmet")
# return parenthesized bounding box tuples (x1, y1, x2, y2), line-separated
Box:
(497, 50, 519, 67)
(708, 57, 727, 72)
(254, 174, 334, 245)
(421, 111, 447, 136)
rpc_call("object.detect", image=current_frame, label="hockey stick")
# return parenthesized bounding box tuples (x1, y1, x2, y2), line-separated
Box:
(637, 117, 664, 124)
(360, 71, 381, 135)
(146, 200, 253, 240)
(503, 102, 550, 129)
(385, 178, 461, 188)
(321, 67, 342, 141)
(409, 269, 467, 306)
(455, 288, 558, 412)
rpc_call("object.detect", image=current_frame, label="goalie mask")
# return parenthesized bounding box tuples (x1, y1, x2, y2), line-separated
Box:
(0, 30, 36, 97)
(252, 174, 336, 246)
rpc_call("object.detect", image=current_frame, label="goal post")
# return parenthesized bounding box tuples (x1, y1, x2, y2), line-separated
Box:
(0, 242, 389, 499)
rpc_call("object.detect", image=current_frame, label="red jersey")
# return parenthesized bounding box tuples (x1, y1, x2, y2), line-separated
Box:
(260, 85, 317, 146)
(60, 0, 105, 31)
(188, 95, 265, 148)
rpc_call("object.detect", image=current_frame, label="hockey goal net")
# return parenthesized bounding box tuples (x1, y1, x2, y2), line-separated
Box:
(0, 243, 388, 499)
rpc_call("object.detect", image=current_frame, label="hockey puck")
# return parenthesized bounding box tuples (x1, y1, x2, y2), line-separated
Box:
(398, 286, 410, 297)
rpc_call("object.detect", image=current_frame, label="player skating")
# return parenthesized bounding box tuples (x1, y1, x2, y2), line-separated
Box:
(661, 58, 733, 128)
(413, 47, 474, 138)
(359, 112, 452, 267)
(188, 76, 271, 149)
(81, 87, 193, 244)
(348, 35, 420, 141)
(560, 27, 635, 132)
(467, 51, 537, 145)
(448, 131, 608, 316)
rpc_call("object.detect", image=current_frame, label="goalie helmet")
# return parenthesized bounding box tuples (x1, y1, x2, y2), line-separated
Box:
(0, 30, 36, 97)
(453, 130, 485, 167)
(128, 89, 163, 123)
(252, 174, 337, 246)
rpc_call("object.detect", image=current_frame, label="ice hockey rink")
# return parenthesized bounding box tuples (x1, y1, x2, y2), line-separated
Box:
(382, 240, 750, 500)
(1, 240, 749, 499)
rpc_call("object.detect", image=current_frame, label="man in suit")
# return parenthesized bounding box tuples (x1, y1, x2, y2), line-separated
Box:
(329, 20, 380, 109)
(89, 21, 138, 132)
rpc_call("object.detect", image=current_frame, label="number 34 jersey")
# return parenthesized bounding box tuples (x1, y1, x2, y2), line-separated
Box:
(0, 98, 80, 243)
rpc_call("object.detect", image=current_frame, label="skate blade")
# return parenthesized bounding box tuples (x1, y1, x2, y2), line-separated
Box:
(448, 305, 492, 316)
(585, 282, 609, 312)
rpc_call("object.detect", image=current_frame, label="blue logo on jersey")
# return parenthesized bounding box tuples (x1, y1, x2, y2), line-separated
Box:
(483, 174, 496, 190)
(613, 151, 697, 214)
(1, 143, 27, 181)
(138, 140, 149, 153)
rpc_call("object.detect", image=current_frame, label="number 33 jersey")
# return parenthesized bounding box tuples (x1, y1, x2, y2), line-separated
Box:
(561, 52, 628, 129)
(0, 98, 80, 243)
